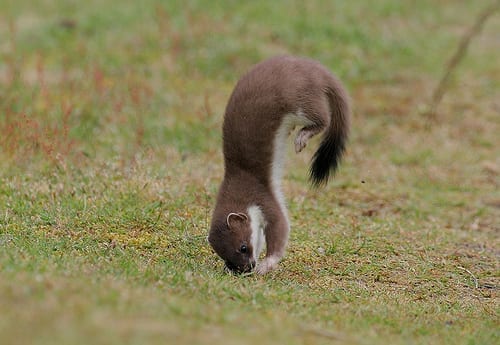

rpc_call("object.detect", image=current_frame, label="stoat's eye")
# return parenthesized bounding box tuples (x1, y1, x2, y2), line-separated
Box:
(240, 245, 248, 253)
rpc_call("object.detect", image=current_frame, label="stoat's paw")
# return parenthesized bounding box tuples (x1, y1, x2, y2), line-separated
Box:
(255, 256, 279, 275)
(294, 131, 308, 153)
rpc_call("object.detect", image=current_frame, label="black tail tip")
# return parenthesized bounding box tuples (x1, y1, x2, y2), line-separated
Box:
(309, 136, 345, 187)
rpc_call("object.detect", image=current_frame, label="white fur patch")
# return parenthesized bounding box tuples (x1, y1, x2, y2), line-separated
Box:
(271, 109, 314, 223)
(247, 205, 266, 261)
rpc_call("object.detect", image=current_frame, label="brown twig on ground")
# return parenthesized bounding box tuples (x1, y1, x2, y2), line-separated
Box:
(426, 1, 500, 119)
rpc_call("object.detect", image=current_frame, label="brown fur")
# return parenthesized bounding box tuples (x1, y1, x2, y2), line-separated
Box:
(208, 55, 350, 274)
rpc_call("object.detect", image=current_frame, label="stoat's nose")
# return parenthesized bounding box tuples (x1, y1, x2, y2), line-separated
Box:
(240, 262, 255, 274)
(225, 260, 256, 274)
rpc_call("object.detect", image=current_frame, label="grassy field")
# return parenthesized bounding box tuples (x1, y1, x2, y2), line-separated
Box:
(1, 1, 499, 344)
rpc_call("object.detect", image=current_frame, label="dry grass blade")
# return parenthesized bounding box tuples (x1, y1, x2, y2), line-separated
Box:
(426, 0, 500, 119)
(457, 266, 479, 289)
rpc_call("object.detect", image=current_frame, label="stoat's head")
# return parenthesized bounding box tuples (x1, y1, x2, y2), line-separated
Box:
(208, 212, 256, 274)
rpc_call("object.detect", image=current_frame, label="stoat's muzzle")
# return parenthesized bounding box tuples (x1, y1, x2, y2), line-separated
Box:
(225, 259, 256, 274)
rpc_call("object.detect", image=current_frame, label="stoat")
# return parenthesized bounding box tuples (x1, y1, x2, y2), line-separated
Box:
(208, 55, 350, 275)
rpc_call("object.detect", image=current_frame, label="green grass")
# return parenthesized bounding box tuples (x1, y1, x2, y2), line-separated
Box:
(1, 0, 499, 344)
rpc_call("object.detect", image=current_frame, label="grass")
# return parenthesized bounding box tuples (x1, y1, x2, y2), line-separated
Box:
(0, 0, 499, 344)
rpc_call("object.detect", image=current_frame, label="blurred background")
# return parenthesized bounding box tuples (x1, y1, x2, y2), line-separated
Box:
(1, 0, 498, 165)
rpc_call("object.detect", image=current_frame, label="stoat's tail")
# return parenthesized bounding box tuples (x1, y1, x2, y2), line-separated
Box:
(310, 78, 351, 186)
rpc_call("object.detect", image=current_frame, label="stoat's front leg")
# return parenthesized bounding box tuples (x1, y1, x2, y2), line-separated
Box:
(255, 207, 289, 275)
(256, 255, 281, 275)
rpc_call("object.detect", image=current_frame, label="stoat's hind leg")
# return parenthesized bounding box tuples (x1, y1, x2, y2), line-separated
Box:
(293, 94, 331, 154)
(295, 125, 323, 153)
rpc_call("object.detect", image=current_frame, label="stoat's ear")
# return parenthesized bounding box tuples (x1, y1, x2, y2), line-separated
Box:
(226, 212, 248, 228)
